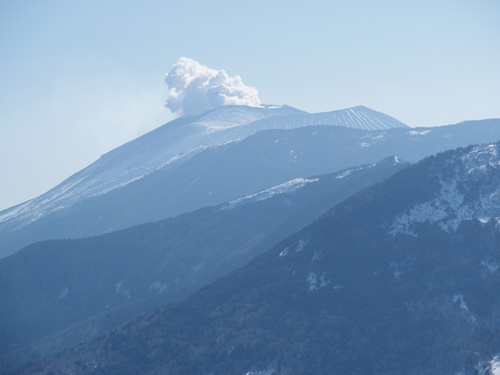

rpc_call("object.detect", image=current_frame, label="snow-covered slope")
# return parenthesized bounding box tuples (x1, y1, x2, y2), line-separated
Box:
(0, 105, 404, 238)
(15, 141, 500, 375)
(0, 157, 408, 367)
(2, 114, 500, 259)
(244, 105, 408, 131)
(309, 106, 407, 130)
(0, 105, 302, 231)
(389, 143, 500, 236)
(221, 177, 320, 210)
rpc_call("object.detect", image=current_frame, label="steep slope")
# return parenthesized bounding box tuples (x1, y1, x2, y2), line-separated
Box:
(1, 118, 499, 258)
(0, 157, 407, 370)
(247, 105, 407, 130)
(0, 104, 402, 242)
(12, 142, 500, 375)
(0, 105, 304, 237)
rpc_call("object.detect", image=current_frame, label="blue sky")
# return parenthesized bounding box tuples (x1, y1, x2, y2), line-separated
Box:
(1, 0, 499, 210)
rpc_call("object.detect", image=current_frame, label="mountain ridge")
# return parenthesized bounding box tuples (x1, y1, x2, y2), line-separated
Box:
(0, 105, 400, 228)
(0, 157, 407, 369)
(10, 141, 500, 375)
(1, 118, 500, 258)
(247, 105, 408, 131)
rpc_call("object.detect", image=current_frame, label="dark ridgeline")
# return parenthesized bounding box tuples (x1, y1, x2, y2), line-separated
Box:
(1, 105, 500, 259)
(1, 104, 402, 259)
(0, 157, 407, 370)
(8, 142, 500, 375)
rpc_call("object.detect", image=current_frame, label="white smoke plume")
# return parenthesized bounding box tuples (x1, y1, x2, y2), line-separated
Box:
(164, 57, 262, 116)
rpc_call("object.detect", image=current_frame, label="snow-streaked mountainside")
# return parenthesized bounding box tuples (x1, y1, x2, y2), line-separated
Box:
(389, 143, 500, 235)
(308, 106, 407, 130)
(0, 157, 408, 369)
(246, 105, 407, 131)
(0, 105, 300, 229)
(2, 115, 500, 258)
(0, 105, 402, 235)
(13, 141, 500, 375)
(221, 177, 320, 210)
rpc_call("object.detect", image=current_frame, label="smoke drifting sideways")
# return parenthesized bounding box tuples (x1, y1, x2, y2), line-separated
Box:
(165, 57, 262, 117)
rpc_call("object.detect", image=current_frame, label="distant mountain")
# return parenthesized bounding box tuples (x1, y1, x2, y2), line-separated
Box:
(0, 104, 402, 251)
(12, 142, 500, 375)
(0, 105, 303, 239)
(1, 117, 499, 258)
(0, 157, 407, 370)
(246, 105, 407, 130)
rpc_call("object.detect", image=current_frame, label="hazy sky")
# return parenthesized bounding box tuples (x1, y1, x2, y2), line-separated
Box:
(1, 0, 499, 210)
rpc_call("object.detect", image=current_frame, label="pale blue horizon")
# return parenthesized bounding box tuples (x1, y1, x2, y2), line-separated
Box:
(0, 0, 499, 210)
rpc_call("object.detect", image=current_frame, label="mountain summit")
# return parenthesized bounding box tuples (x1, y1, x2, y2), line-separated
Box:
(0, 105, 399, 225)
(1, 108, 500, 259)
(0, 104, 407, 257)
(248, 105, 408, 131)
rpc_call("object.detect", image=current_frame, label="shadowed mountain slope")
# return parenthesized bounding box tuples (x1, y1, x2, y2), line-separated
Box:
(1, 118, 499, 258)
(0, 104, 403, 256)
(10, 142, 500, 375)
(0, 157, 407, 370)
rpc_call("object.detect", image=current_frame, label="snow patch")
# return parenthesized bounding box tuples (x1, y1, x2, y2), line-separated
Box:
(491, 356, 500, 375)
(307, 273, 318, 291)
(477, 355, 500, 375)
(58, 286, 69, 300)
(390, 179, 500, 235)
(481, 258, 499, 273)
(336, 170, 352, 179)
(409, 130, 431, 136)
(389, 180, 465, 235)
(319, 273, 331, 287)
(462, 144, 500, 174)
(115, 280, 131, 299)
(245, 369, 274, 375)
(90, 175, 145, 198)
(222, 178, 318, 209)
(284, 264, 296, 274)
(307, 272, 330, 290)
(149, 281, 169, 294)
(311, 251, 321, 263)
(336, 161, 385, 180)
(296, 239, 307, 252)
(277, 239, 307, 256)
(389, 262, 402, 279)
(388, 143, 500, 236)
(453, 293, 469, 312)
(389, 258, 414, 279)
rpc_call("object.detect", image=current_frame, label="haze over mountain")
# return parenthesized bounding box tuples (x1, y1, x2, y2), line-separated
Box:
(11, 141, 500, 375)
(0, 157, 407, 370)
(1, 104, 500, 258)
(0, 104, 402, 228)
(3, 4, 499, 374)
(3, 2, 499, 214)
(0, 104, 407, 257)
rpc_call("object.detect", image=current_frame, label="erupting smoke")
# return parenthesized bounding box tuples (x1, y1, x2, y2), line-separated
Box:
(164, 57, 262, 116)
